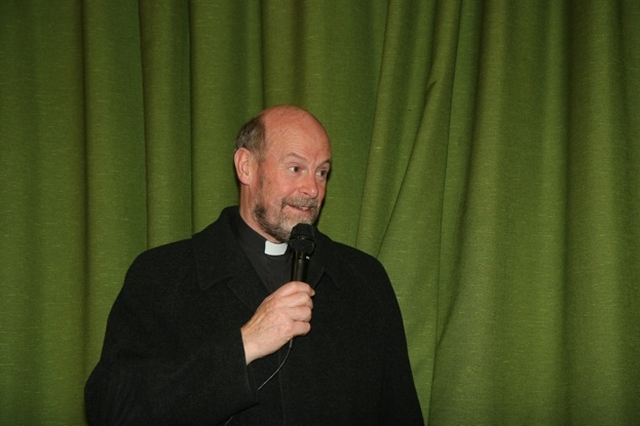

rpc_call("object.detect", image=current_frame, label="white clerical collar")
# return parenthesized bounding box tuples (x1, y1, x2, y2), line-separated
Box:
(264, 240, 288, 256)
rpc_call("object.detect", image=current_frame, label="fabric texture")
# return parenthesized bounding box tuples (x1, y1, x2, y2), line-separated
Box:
(1, 2, 639, 425)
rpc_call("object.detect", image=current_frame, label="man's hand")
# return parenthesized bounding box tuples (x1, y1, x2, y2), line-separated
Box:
(241, 281, 315, 365)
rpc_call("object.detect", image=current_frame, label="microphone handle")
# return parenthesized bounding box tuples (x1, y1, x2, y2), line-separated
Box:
(292, 252, 308, 282)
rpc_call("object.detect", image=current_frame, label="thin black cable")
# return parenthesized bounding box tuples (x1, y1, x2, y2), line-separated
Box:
(222, 339, 294, 426)
(258, 338, 293, 390)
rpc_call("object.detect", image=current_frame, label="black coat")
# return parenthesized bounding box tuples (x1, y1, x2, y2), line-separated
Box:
(85, 207, 424, 425)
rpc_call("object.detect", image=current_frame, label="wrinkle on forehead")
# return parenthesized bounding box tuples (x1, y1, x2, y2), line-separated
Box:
(261, 106, 331, 156)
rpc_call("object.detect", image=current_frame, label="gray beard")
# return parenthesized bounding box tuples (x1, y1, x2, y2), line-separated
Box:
(253, 202, 291, 243)
(252, 174, 320, 242)
(252, 196, 319, 243)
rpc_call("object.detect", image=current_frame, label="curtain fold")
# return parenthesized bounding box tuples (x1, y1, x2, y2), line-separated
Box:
(189, 1, 263, 229)
(562, 2, 640, 422)
(81, 0, 148, 378)
(360, 0, 463, 411)
(138, 1, 193, 246)
(427, 2, 640, 424)
(1, 2, 86, 423)
(1, 1, 639, 424)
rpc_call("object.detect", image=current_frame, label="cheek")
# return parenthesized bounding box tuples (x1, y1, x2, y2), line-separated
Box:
(262, 177, 288, 203)
(317, 182, 328, 198)
(274, 177, 299, 197)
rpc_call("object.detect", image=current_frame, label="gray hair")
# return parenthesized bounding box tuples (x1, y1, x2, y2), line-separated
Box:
(234, 114, 266, 162)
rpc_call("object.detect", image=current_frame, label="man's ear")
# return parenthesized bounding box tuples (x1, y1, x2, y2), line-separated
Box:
(234, 147, 256, 186)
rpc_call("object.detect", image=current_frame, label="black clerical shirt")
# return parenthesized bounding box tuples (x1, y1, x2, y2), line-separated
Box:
(231, 211, 291, 293)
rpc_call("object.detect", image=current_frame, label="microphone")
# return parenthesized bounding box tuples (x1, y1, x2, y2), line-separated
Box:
(289, 223, 316, 282)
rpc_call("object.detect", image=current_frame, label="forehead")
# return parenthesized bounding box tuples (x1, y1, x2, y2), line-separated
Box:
(263, 111, 332, 161)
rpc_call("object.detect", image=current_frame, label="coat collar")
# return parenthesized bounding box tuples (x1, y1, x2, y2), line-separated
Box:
(190, 207, 339, 311)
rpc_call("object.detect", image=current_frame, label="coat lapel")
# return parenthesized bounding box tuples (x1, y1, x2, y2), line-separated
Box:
(191, 207, 269, 313)
(190, 207, 340, 313)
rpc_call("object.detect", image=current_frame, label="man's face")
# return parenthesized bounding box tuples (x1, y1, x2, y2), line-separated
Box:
(250, 113, 332, 242)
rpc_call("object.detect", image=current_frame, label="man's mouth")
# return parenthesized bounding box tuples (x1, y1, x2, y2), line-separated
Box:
(290, 204, 314, 213)
(284, 200, 318, 215)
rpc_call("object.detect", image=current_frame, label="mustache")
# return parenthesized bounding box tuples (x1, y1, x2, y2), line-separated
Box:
(281, 197, 319, 209)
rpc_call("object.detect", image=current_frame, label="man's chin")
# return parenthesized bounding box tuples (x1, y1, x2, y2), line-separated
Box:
(286, 213, 316, 228)
(284, 206, 318, 224)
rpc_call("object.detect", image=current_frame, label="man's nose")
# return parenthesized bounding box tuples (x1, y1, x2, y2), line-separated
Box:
(300, 173, 319, 198)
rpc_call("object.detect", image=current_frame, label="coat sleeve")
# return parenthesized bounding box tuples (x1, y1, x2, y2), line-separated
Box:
(367, 257, 425, 426)
(378, 286, 425, 425)
(84, 249, 258, 426)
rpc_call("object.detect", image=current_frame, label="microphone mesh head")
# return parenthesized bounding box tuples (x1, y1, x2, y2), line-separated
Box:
(289, 223, 316, 254)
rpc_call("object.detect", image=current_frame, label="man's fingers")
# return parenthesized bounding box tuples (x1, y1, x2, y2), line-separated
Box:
(274, 281, 315, 297)
(265, 286, 314, 312)
(241, 282, 316, 364)
(289, 305, 313, 322)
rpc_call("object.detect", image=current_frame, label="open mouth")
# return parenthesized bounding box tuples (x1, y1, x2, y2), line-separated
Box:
(285, 201, 317, 216)
(290, 204, 314, 214)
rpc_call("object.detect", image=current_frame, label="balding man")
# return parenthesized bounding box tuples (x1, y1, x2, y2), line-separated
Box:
(85, 105, 424, 425)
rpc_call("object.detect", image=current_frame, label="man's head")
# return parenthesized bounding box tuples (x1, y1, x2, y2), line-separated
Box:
(234, 105, 332, 243)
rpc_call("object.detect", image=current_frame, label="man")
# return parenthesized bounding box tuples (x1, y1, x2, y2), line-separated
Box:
(85, 105, 424, 425)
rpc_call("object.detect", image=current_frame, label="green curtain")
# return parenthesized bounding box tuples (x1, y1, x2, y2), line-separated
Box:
(1, 1, 639, 424)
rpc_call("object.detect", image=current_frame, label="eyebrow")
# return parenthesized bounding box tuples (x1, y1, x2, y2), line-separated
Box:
(284, 152, 332, 167)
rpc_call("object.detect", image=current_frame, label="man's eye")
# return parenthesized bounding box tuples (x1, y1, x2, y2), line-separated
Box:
(289, 166, 300, 173)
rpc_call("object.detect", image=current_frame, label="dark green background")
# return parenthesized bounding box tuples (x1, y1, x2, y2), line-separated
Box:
(1, 1, 639, 424)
